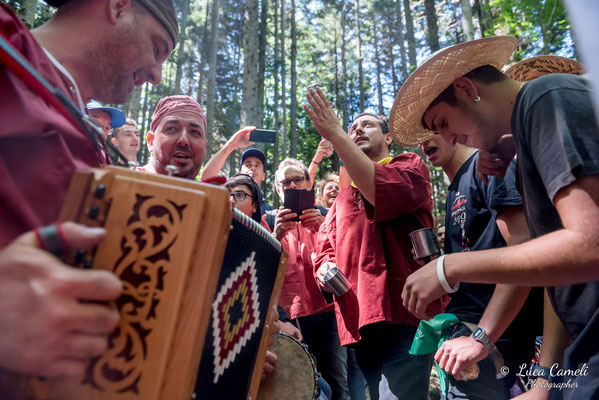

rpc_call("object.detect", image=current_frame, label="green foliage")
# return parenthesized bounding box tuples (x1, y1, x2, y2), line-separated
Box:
(12, 0, 576, 216)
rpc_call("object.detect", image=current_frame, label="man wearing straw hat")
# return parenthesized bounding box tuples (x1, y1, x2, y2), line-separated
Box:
(394, 36, 599, 398)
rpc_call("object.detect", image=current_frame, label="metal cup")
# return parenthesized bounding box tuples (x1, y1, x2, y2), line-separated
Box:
(322, 266, 351, 297)
(410, 228, 441, 263)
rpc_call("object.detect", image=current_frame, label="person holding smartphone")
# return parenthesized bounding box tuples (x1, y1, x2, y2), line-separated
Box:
(261, 158, 349, 400)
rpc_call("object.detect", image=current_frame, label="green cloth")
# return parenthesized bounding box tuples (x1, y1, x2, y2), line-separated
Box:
(410, 313, 460, 394)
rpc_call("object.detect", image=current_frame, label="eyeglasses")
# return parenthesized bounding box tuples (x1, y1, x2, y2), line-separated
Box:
(230, 190, 253, 203)
(278, 176, 306, 188)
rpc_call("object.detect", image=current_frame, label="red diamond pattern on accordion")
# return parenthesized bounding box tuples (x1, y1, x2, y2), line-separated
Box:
(211, 251, 261, 383)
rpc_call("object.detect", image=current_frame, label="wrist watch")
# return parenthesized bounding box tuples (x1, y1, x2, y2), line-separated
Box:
(530, 363, 552, 382)
(471, 327, 497, 350)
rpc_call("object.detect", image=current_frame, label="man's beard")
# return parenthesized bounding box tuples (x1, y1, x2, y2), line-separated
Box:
(84, 20, 142, 104)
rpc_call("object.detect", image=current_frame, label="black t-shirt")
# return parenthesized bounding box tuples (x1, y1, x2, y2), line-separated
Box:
(513, 74, 599, 345)
(445, 152, 542, 363)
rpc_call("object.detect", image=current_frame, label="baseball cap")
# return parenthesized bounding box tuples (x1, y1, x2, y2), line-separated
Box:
(87, 100, 126, 128)
(240, 148, 266, 169)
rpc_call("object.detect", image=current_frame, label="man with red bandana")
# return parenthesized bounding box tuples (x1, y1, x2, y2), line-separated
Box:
(139, 95, 208, 179)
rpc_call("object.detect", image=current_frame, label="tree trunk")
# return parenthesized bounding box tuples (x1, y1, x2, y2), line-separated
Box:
(280, 0, 287, 157)
(354, 0, 365, 110)
(174, 0, 190, 94)
(473, 0, 491, 37)
(124, 85, 143, 121)
(460, 0, 475, 41)
(241, 0, 261, 127)
(373, 20, 384, 115)
(256, 0, 269, 125)
(340, 1, 350, 131)
(206, 0, 221, 155)
(196, 0, 211, 104)
(424, 0, 440, 52)
(21, 0, 38, 28)
(272, 0, 280, 206)
(403, 0, 417, 72)
(395, 0, 408, 83)
(289, 0, 298, 157)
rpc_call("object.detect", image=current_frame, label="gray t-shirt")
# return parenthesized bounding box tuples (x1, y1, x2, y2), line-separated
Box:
(512, 73, 599, 340)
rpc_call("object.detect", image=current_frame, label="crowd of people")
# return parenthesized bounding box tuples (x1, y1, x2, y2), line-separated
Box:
(1, 1, 599, 400)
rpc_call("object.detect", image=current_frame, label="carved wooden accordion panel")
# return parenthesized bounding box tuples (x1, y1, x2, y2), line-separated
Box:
(28, 167, 286, 400)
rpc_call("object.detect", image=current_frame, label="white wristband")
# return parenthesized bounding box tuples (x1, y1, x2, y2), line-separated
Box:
(436, 255, 459, 293)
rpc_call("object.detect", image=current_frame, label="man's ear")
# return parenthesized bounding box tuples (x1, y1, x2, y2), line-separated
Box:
(108, 0, 133, 24)
(384, 133, 393, 147)
(452, 77, 479, 102)
(110, 137, 119, 147)
(146, 130, 155, 153)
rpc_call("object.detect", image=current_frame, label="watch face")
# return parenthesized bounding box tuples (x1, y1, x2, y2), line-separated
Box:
(473, 328, 484, 339)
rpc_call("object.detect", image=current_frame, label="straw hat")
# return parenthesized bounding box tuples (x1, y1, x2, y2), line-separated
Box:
(503, 55, 583, 81)
(389, 36, 518, 146)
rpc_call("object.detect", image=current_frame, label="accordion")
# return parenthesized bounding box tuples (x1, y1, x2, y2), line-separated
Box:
(28, 166, 287, 400)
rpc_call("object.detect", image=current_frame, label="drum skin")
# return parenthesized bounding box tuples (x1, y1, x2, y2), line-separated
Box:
(258, 333, 319, 400)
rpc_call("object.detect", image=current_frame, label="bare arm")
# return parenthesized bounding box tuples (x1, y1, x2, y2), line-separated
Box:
(200, 126, 255, 180)
(307, 139, 334, 188)
(304, 87, 378, 204)
(435, 205, 532, 378)
(402, 175, 599, 319)
(447, 175, 599, 286)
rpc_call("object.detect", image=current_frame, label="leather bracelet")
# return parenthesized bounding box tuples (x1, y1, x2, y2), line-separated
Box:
(311, 159, 320, 164)
(436, 255, 459, 293)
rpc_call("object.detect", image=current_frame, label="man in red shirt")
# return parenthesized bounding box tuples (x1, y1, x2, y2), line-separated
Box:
(306, 87, 444, 399)
(0, 0, 177, 380)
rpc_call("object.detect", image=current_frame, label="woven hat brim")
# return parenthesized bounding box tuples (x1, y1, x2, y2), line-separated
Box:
(389, 36, 518, 147)
(504, 56, 583, 82)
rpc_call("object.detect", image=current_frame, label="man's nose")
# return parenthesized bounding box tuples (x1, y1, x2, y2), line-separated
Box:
(175, 129, 191, 147)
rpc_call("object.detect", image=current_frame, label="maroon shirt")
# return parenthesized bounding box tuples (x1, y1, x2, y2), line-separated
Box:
(314, 153, 446, 345)
(0, 4, 108, 248)
(261, 214, 332, 319)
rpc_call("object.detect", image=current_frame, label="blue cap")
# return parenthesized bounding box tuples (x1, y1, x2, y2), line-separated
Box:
(240, 148, 266, 168)
(87, 100, 126, 128)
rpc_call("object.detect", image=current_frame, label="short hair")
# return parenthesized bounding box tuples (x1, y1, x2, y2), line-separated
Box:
(225, 174, 258, 207)
(428, 65, 509, 110)
(112, 118, 138, 139)
(275, 158, 310, 186)
(225, 173, 263, 222)
(316, 173, 339, 208)
(353, 113, 389, 134)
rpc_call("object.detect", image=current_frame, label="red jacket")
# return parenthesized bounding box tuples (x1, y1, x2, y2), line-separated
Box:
(314, 153, 446, 345)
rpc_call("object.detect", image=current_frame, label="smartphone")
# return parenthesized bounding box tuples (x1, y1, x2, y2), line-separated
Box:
(249, 129, 277, 143)
(284, 189, 315, 222)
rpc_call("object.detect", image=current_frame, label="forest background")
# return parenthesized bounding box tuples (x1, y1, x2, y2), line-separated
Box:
(9, 0, 576, 217)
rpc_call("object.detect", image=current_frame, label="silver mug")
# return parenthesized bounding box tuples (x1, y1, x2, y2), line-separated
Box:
(409, 227, 441, 263)
(322, 266, 351, 296)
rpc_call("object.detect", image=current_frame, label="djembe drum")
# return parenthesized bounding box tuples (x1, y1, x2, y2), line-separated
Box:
(27, 166, 287, 400)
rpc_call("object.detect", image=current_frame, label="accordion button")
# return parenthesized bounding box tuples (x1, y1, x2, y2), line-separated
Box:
(89, 205, 100, 219)
(94, 184, 106, 199)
